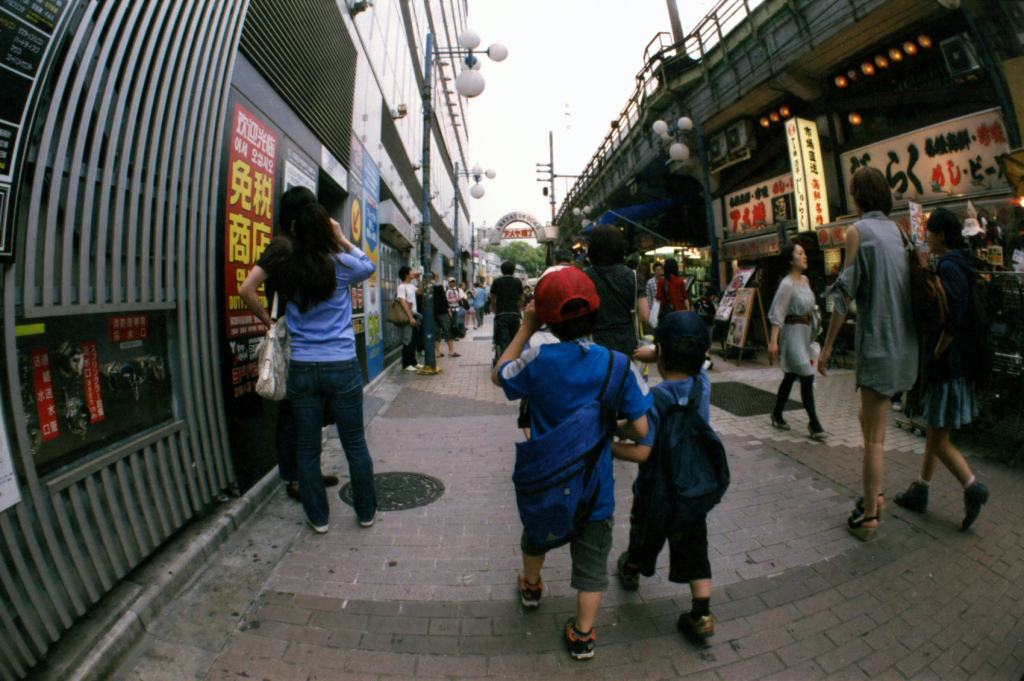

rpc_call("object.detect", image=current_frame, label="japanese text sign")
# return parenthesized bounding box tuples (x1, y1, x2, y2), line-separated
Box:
(786, 118, 830, 232)
(108, 314, 149, 343)
(501, 227, 536, 240)
(224, 102, 276, 339)
(723, 173, 794, 235)
(81, 341, 104, 424)
(31, 348, 58, 442)
(841, 108, 1010, 206)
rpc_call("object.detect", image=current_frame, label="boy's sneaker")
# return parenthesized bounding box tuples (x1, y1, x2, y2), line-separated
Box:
(519, 575, 542, 608)
(962, 482, 989, 530)
(617, 552, 640, 591)
(678, 612, 715, 642)
(564, 617, 595, 660)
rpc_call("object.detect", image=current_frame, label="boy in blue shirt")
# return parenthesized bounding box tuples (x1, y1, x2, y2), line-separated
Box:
(612, 311, 717, 642)
(492, 266, 652, 661)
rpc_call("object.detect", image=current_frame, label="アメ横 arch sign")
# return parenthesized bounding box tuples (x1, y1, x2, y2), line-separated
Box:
(495, 211, 542, 240)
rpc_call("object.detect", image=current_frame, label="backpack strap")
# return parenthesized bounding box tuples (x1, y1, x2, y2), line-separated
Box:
(651, 377, 703, 416)
(598, 350, 631, 412)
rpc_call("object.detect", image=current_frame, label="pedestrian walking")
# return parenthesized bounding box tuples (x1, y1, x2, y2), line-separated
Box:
(585, 225, 649, 356)
(646, 261, 663, 310)
(892, 208, 990, 529)
(396, 266, 422, 372)
(656, 257, 691, 319)
(818, 167, 918, 541)
(446, 277, 467, 339)
(490, 261, 524, 357)
(239, 203, 378, 533)
(492, 266, 651, 661)
(615, 312, 723, 643)
(427, 273, 458, 358)
(768, 243, 825, 440)
(472, 280, 488, 328)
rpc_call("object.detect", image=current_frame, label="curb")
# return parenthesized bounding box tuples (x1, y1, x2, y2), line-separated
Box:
(45, 368, 402, 681)
(57, 466, 283, 681)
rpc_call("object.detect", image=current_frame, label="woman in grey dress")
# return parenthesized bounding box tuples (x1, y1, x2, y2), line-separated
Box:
(818, 167, 918, 541)
(768, 243, 824, 440)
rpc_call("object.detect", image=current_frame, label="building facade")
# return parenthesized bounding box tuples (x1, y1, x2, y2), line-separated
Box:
(557, 0, 1024, 306)
(0, 1, 472, 677)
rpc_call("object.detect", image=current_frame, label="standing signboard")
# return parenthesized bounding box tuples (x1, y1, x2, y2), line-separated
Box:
(786, 118, 830, 231)
(725, 288, 770, 366)
(0, 0, 73, 261)
(715, 267, 756, 322)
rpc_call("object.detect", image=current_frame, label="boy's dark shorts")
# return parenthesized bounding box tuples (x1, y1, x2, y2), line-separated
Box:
(520, 517, 613, 592)
(627, 495, 711, 583)
(434, 314, 453, 341)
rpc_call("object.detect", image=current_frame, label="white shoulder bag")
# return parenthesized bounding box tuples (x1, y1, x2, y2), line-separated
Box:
(255, 294, 290, 401)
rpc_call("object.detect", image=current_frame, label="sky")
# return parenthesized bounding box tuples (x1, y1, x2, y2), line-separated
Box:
(463, 0, 719, 241)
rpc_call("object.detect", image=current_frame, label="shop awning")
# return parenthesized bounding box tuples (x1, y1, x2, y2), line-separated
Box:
(585, 193, 699, 231)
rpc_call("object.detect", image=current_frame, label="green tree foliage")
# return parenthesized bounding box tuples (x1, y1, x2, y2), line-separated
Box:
(484, 241, 545, 275)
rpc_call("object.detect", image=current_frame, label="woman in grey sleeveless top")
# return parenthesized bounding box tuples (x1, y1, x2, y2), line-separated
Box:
(819, 167, 918, 541)
(768, 243, 824, 440)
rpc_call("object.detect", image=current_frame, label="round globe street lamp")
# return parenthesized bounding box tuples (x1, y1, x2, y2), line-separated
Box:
(418, 32, 506, 373)
(450, 30, 508, 99)
(454, 163, 496, 285)
(653, 117, 692, 164)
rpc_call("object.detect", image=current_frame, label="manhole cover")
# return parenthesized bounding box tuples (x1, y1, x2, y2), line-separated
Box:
(710, 382, 801, 417)
(339, 472, 445, 511)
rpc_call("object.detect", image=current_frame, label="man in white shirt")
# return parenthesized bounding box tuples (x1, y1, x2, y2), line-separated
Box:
(397, 266, 422, 371)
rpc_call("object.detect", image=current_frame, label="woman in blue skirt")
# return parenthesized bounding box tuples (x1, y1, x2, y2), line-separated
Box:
(893, 208, 989, 530)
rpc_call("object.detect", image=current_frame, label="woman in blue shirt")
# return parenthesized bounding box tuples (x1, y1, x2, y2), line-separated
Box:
(240, 204, 377, 532)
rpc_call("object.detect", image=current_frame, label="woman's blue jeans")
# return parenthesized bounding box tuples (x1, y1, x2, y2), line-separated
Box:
(287, 359, 377, 525)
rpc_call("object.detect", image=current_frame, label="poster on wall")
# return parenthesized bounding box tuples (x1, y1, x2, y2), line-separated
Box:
(223, 102, 277, 399)
(362, 148, 383, 380)
(283, 143, 317, 194)
(15, 313, 174, 475)
(348, 134, 364, 316)
(723, 173, 794, 235)
(841, 108, 1011, 206)
(0, 398, 21, 513)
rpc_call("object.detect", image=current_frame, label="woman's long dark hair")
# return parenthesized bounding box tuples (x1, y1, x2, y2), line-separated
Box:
(663, 257, 681, 282)
(275, 204, 342, 311)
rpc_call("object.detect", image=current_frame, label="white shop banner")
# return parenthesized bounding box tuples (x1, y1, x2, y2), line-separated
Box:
(0, 400, 21, 513)
(841, 108, 1011, 204)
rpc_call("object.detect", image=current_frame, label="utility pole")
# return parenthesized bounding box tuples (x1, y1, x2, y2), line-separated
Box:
(418, 32, 439, 373)
(536, 131, 579, 223)
(666, 0, 684, 44)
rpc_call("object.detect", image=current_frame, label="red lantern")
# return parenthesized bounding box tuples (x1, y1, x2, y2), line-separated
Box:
(918, 34, 932, 49)
(835, 75, 848, 88)
(861, 62, 875, 76)
(759, 116, 771, 128)
(769, 111, 780, 123)
(779, 106, 791, 118)
(903, 41, 918, 56)
(848, 112, 863, 126)
(874, 55, 889, 69)
(889, 48, 903, 62)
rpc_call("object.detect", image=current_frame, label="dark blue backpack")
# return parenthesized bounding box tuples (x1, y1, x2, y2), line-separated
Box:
(512, 349, 630, 551)
(636, 378, 729, 534)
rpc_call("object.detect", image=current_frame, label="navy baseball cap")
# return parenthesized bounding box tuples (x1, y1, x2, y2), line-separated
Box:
(655, 311, 711, 356)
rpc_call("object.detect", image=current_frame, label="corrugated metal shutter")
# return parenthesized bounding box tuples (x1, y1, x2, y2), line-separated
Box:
(239, 0, 357, 168)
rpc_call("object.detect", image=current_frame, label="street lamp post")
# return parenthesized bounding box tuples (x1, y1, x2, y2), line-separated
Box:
(453, 162, 495, 285)
(418, 30, 506, 372)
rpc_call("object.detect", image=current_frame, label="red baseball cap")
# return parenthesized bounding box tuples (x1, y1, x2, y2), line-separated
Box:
(533, 266, 600, 324)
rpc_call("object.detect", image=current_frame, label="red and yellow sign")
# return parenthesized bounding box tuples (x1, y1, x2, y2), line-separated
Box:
(225, 102, 277, 339)
(82, 341, 105, 424)
(31, 349, 58, 442)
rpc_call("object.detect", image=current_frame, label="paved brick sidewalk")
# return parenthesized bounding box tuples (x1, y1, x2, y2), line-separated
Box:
(112, 317, 1024, 680)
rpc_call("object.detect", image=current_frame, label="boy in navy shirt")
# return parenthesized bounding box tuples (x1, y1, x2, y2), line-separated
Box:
(492, 266, 652, 660)
(612, 311, 717, 642)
